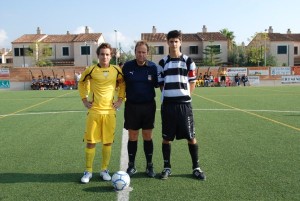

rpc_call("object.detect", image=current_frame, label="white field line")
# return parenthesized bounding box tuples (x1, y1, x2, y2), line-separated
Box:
(1, 109, 300, 117)
(0, 110, 85, 117)
(117, 128, 130, 201)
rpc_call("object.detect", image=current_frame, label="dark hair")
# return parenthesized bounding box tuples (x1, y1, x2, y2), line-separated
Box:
(167, 30, 182, 41)
(134, 40, 149, 53)
(96, 43, 112, 56)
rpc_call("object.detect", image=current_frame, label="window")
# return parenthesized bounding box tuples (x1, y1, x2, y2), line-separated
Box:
(14, 48, 20, 56)
(277, 45, 287, 54)
(14, 47, 31, 56)
(189, 46, 198, 54)
(81, 46, 90, 55)
(294, 46, 298, 55)
(62, 47, 69, 56)
(154, 46, 164, 55)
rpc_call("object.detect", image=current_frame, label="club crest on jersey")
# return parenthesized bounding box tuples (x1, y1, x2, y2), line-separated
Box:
(103, 71, 109, 78)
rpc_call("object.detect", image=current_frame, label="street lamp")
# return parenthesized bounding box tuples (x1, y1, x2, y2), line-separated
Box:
(264, 29, 267, 67)
(114, 30, 118, 65)
(22, 45, 26, 67)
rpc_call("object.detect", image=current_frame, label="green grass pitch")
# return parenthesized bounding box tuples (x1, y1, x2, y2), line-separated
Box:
(0, 86, 299, 201)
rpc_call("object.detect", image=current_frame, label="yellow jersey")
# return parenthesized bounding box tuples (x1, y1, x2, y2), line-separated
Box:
(78, 64, 125, 114)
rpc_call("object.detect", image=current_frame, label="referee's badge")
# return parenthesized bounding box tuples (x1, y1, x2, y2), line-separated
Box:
(148, 75, 152, 81)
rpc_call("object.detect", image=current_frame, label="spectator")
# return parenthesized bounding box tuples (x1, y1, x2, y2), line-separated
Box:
(31, 76, 38, 90)
(196, 73, 204, 87)
(219, 67, 227, 87)
(75, 72, 81, 89)
(203, 72, 209, 87)
(37, 75, 44, 90)
(241, 74, 249, 86)
(209, 72, 214, 87)
(59, 76, 65, 89)
(234, 73, 240, 86)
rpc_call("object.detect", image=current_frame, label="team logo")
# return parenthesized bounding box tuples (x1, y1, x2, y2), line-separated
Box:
(103, 71, 109, 78)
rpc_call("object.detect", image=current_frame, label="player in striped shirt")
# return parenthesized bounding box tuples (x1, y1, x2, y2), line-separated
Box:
(158, 30, 206, 180)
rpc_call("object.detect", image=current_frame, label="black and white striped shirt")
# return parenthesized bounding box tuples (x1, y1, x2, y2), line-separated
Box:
(158, 54, 196, 103)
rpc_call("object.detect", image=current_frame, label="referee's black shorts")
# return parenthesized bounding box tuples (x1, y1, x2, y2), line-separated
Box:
(124, 100, 156, 130)
(161, 102, 195, 141)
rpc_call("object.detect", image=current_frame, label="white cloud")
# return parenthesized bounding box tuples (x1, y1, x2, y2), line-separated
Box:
(0, 29, 8, 47)
(73, 26, 94, 34)
(72, 27, 134, 52)
(104, 31, 135, 52)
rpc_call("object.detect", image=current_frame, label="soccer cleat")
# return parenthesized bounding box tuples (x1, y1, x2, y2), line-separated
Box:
(160, 168, 171, 180)
(145, 163, 156, 178)
(81, 171, 92, 184)
(126, 165, 137, 177)
(193, 167, 206, 180)
(100, 170, 111, 181)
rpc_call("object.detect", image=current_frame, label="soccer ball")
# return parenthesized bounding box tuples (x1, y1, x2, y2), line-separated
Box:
(111, 171, 130, 191)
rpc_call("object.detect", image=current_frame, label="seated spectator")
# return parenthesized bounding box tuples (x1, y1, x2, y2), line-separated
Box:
(31, 76, 38, 90)
(53, 75, 60, 90)
(49, 76, 55, 90)
(43, 76, 50, 90)
(196, 73, 204, 87)
(59, 76, 65, 89)
(37, 75, 44, 90)
(203, 72, 209, 87)
(234, 73, 240, 86)
(214, 77, 219, 87)
(241, 74, 249, 86)
(209, 72, 214, 87)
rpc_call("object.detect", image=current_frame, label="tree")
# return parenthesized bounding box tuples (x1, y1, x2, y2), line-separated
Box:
(26, 42, 53, 67)
(246, 32, 268, 66)
(220, 28, 236, 51)
(202, 41, 222, 66)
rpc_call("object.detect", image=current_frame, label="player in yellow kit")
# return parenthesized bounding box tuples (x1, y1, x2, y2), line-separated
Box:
(78, 43, 125, 183)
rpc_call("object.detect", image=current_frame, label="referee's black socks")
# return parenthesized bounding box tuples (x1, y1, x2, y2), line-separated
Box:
(144, 140, 153, 164)
(128, 140, 137, 165)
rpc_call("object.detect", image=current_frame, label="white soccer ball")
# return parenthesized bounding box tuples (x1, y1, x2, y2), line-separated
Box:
(111, 171, 130, 191)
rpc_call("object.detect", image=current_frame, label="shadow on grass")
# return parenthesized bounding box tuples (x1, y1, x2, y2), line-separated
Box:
(83, 186, 114, 193)
(0, 172, 83, 183)
(130, 172, 198, 180)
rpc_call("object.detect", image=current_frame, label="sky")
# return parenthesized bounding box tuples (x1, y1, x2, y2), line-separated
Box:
(1, 0, 299, 52)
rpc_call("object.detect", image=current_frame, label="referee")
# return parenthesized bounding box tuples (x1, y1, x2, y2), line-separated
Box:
(122, 40, 160, 178)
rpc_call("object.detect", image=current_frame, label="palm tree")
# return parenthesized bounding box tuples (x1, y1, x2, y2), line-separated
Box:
(220, 28, 235, 51)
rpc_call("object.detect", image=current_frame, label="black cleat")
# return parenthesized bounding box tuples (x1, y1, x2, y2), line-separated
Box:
(160, 168, 172, 180)
(145, 163, 156, 178)
(126, 164, 137, 177)
(193, 168, 206, 180)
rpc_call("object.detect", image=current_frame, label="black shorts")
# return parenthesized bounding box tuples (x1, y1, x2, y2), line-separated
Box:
(221, 76, 226, 81)
(161, 103, 195, 141)
(124, 101, 156, 130)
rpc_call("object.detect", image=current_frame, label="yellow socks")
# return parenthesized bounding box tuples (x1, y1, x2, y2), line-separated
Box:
(101, 145, 112, 170)
(85, 147, 95, 172)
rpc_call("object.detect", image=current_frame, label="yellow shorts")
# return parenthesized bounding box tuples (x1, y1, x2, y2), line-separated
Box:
(83, 112, 116, 144)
